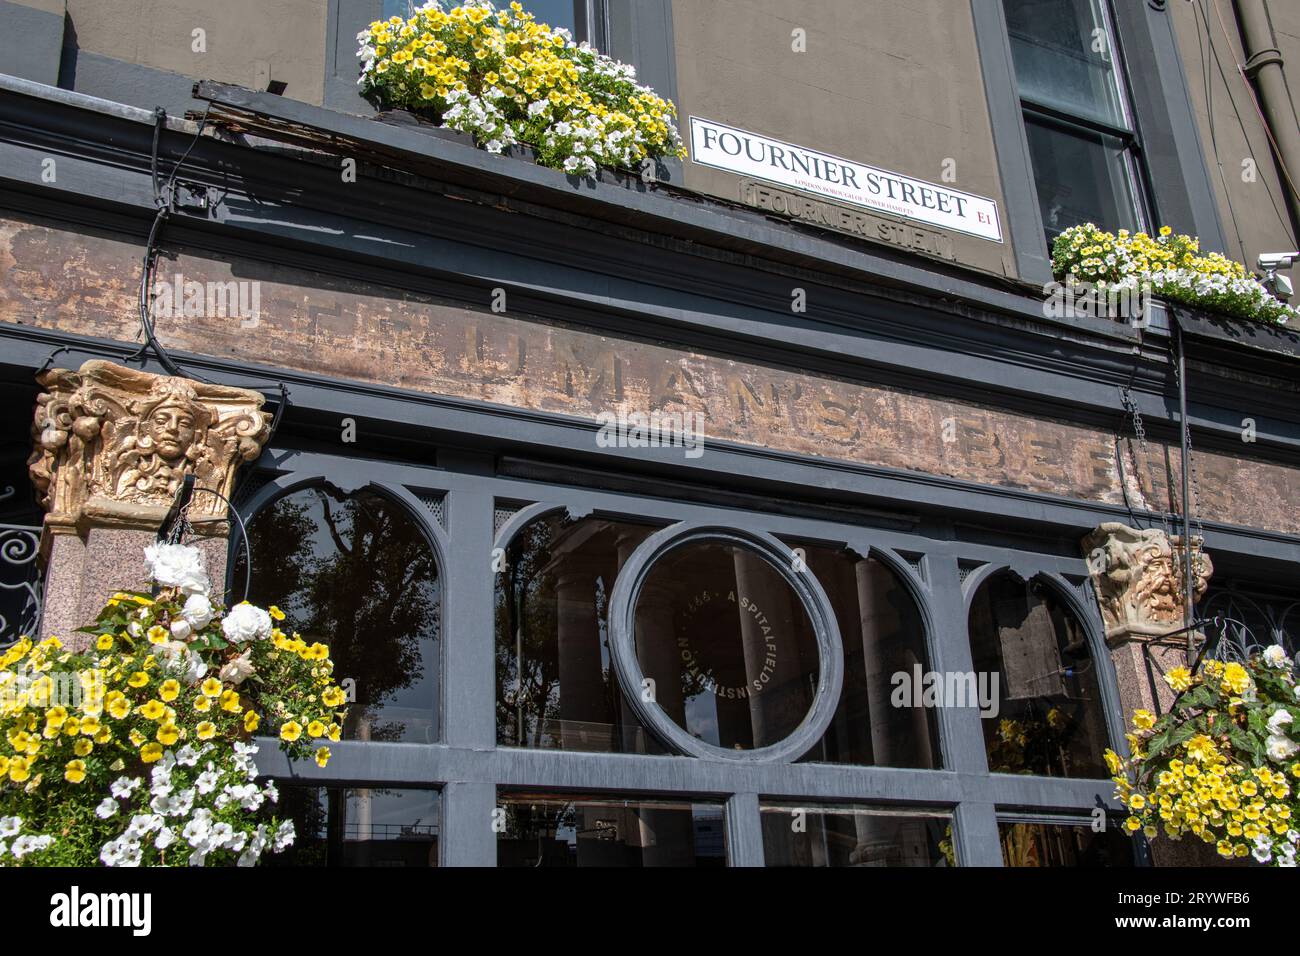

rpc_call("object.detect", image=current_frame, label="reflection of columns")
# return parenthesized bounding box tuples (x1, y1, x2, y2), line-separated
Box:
(617, 533, 686, 751)
(854, 560, 897, 767)
(554, 557, 606, 749)
(733, 549, 803, 749)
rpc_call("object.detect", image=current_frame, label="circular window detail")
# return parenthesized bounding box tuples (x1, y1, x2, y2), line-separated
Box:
(610, 526, 843, 762)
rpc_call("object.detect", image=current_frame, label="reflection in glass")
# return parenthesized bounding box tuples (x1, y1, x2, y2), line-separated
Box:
(236, 485, 441, 744)
(1025, 115, 1138, 238)
(495, 513, 661, 753)
(791, 545, 938, 768)
(968, 572, 1109, 778)
(999, 819, 1133, 866)
(761, 804, 953, 867)
(1003, 0, 1127, 127)
(497, 793, 725, 867)
(270, 786, 440, 867)
(635, 541, 820, 751)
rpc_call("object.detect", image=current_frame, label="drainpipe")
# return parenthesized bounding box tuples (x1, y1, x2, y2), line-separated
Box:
(1233, 0, 1300, 229)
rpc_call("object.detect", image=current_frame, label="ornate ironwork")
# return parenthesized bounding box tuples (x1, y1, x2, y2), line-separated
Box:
(1198, 587, 1300, 666)
(0, 524, 43, 646)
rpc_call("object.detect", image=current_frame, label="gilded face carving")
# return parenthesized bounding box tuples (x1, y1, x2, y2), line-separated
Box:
(145, 402, 197, 461)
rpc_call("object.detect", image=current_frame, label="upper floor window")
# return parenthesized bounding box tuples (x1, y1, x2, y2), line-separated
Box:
(1003, 0, 1145, 240)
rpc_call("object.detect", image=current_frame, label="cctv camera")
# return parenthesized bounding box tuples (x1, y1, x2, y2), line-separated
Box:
(1257, 252, 1299, 271)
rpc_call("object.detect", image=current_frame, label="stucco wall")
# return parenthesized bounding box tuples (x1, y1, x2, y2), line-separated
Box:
(670, 0, 1016, 279)
(59, 0, 328, 106)
(1171, 0, 1299, 267)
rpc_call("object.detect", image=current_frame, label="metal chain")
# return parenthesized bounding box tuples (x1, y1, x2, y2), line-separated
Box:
(1170, 350, 1207, 606)
(1119, 382, 1172, 541)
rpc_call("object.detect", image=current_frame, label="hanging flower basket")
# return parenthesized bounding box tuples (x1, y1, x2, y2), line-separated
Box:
(1105, 648, 1300, 866)
(0, 543, 348, 866)
(356, 1, 686, 177)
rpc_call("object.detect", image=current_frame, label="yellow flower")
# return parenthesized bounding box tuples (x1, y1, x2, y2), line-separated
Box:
(1132, 709, 1156, 730)
(269, 605, 285, 621)
(159, 679, 180, 702)
(220, 690, 243, 714)
(315, 746, 331, 768)
(140, 742, 164, 763)
(196, 721, 217, 740)
(1159, 225, 1173, 237)
(127, 671, 149, 689)
(322, 686, 346, 708)
(280, 721, 303, 742)
(1221, 663, 1251, 695)
(1124, 816, 1142, 832)
(307, 720, 327, 739)
(156, 723, 180, 746)
(328, 724, 342, 743)
(64, 759, 87, 783)
(194, 694, 212, 713)
(74, 738, 93, 757)
(106, 692, 130, 720)
(244, 711, 261, 733)
(1163, 667, 1193, 692)
(201, 677, 223, 698)
(129, 729, 146, 747)
(9, 757, 30, 783)
(96, 634, 114, 652)
(138, 700, 166, 721)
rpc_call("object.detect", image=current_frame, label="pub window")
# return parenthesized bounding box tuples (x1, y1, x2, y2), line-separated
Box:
(268, 786, 440, 867)
(495, 511, 664, 753)
(998, 815, 1134, 867)
(760, 803, 953, 867)
(967, 572, 1110, 779)
(788, 544, 939, 769)
(1002, 0, 1145, 240)
(235, 484, 442, 744)
(496, 792, 726, 867)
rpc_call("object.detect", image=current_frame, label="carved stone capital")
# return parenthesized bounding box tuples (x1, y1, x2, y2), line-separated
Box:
(1081, 522, 1213, 644)
(28, 360, 271, 535)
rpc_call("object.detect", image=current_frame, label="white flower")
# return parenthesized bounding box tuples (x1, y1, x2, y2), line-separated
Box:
(218, 649, 256, 686)
(95, 799, 118, 820)
(10, 834, 50, 859)
(210, 823, 235, 848)
(222, 603, 272, 644)
(1266, 733, 1299, 762)
(273, 819, 296, 852)
(143, 543, 210, 595)
(182, 594, 214, 630)
(188, 847, 209, 867)
(1267, 709, 1294, 734)
(169, 619, 193, 641)
(175, 744, 201, 767)
(183, 818, 211, 848)
(110, 777, 141, 799)
(1263, 644, 1291, 668)
(155, 828, 176, 850)
(197, 769, 220, 795)
(0, 816, 20, 838)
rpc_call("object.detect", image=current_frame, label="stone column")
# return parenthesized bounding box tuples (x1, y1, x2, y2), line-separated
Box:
(28, 360, 271, 647)
(1081, 522, 1213, 716)
(1081, 522, 1216, 867)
